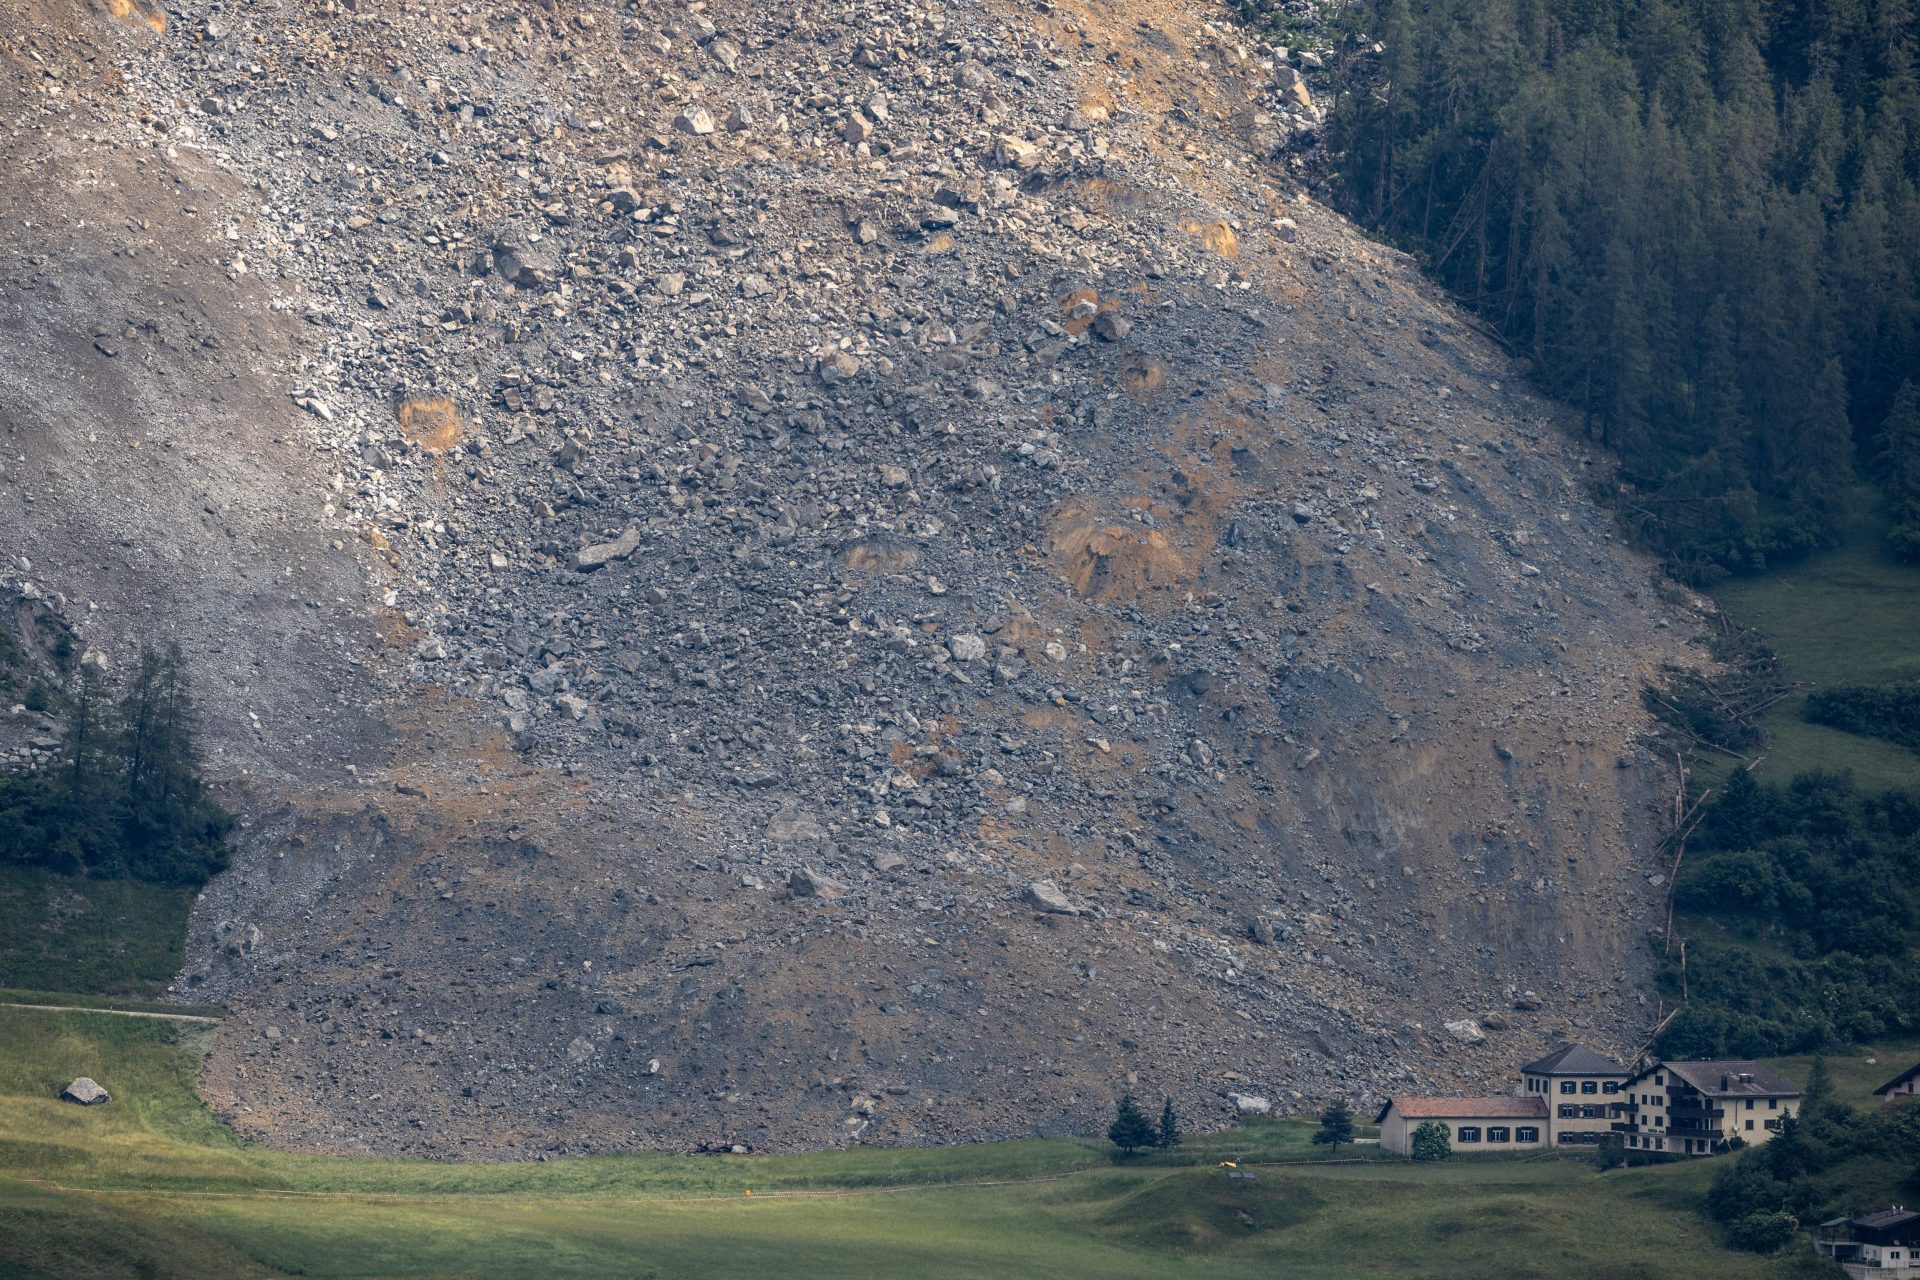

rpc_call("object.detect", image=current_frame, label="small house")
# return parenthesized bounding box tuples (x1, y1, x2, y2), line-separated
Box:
(1375, 1096, 1548, 1156)
(1815, 1208, 1920, 1278)
(1874, 1062, 1920, 1102)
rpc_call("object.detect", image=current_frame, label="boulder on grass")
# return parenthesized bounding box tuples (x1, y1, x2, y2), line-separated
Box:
(60, 1077, 109, 1105)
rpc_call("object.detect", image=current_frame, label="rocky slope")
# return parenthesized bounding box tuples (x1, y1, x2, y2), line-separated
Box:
(0, 0, 1699, 1156)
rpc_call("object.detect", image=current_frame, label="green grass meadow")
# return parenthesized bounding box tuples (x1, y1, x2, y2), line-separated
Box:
(1713, 492, 1920, 790)
(0, 1005, 1832, 1280)
(0, 866, 196, 999)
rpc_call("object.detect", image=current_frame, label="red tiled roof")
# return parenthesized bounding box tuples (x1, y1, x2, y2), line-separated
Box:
(1383, 1096, 1548, 1119)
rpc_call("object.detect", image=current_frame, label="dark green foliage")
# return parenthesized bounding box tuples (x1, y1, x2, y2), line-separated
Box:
(1411, 1121, 1451, 1161)
(1157, 1098, 1182, 1149)
(1884, 382, 1920, 560)
(0, 645, 230, 887)
(1804, 683, 1920, 753)
(1724, 1211, 1798, 1253)
(1330, 0, 1920, 581)
(1660, 770, 1920, 1059)
(1109, 1094, 1158, 1157)
(1592, 1135, 1626, 1170)
(1704, 1061, 1920, 1252)
(1311, 1101, 1355, 1148)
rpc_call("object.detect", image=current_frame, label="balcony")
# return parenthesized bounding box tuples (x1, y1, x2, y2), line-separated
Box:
(1666, 1121, 1726, 1141)
(1668, 1102, 1725, 1123)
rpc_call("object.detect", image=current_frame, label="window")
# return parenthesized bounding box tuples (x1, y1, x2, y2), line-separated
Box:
(1767, 1098, 1778, 1110)
(1603, 1082, 1619, 1095)
(1457, 1127, 1481, 1143)
(1581, 1081, 1598, 1095)
(1655, 1074, 1665, 1085)
(1560, 1081, 1577, 1095)
(1744, 1120, 1754, 1131)
(1488, 1127, 1511, 1143)
(1516, 1126, 1539, 1143)
(1559, 1105, 1578, 1119)
(1744, 1099, 1754, 1110)
(1581, 1106, 1601, 1119)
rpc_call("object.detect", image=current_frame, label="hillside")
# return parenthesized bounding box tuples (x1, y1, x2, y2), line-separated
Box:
(0, 0, 1696, 1157)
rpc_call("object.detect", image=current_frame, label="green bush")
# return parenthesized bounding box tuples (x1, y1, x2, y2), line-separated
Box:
(1411, 1122, 1450, 1161)
(1661, 769, 1920, 1060)
(1725, 1211, 1798, 1254)
(1804, 684, 1920, 753)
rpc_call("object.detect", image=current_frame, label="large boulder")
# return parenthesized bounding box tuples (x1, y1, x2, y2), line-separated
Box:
(574, 526, 642, 572)
(60, 1077, 109, 1105)
(788, 866, 846, 900)
(1021, 880, 1079, 915)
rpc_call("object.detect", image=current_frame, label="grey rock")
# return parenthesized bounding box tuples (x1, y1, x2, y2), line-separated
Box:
(789, 866, 847, 899)
(574, 526, 642, 571)
(1021, 880, 1079, 915)
(60, 1077, 109, 1105)
(673, 106, 715, 136)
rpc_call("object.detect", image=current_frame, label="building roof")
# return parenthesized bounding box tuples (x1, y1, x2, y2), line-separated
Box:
(1520, 1043, 1627, 1077)
(1376, 1096, 1549, 1122)
(1657, 1061, 1802, 1098)
(1853, 1209, 1920, 1232)
(1873, 1062, 1920, 1097)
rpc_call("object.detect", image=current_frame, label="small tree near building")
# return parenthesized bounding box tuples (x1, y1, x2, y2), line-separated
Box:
(1158, 1098, 1181, 1149)
(1312, 1100, 1355, 1150)
(1411, 1121, 1451, 1161)
(1108, 1094, 1158, 1157)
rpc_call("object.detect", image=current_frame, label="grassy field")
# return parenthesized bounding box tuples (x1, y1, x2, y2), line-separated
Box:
(0, 866, 196, 998)
(0, 1005, 1831, 1280)
(1713, 492, 1920, 790)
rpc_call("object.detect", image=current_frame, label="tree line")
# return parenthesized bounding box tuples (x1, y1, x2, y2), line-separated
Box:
(1327, 0, 1920, 580)
(0, 643, 231, 885)
(1661, 768, 1920, 1057)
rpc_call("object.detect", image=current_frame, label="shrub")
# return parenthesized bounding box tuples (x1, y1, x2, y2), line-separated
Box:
(1725, 1211, 1798, 1254)
(1411, 1122, 1451, 1161)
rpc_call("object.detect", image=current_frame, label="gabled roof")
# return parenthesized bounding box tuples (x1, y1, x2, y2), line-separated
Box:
(1873, 1062, 1920, 1097)
(1853, 1209, 1920, 1231)
(1658, 1061, 1802, 1098)
(1375, 1095, 1548, 1123)
(1520, 1043, 1627, 1077)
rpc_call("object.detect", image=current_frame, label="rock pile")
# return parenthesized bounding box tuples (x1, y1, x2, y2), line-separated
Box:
(0, 0, 1697, 1157)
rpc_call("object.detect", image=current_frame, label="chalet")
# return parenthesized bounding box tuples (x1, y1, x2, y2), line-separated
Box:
(1610, 1060, 1802, 1156)
(1519, 1044, 1630, 1145)
(1874, 1062, 1920, 1102)
(1375, 1096, 1548, 1156)
(1815, 1208, 1920, 1279)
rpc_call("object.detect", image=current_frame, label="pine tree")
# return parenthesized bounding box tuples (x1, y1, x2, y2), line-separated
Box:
(1108, 1094, 1158, 1157)
(1312, 1100, 1356, 1149)
(1158, 1098, 1182, 1149)
(1882, 381, 1920, 559)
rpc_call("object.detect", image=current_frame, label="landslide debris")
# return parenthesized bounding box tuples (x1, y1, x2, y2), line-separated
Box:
(0, 0, 1696, 1157)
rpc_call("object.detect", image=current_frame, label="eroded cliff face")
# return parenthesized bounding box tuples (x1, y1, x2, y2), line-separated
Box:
(2, 0, 1694, 1156)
